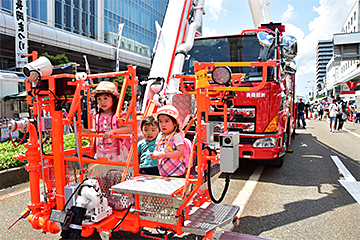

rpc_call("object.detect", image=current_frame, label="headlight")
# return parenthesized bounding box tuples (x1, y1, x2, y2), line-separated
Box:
(253, 137, 277, 148)
(212, 67, 231, 85)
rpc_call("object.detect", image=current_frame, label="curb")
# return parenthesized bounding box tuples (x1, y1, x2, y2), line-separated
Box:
(0, 166, 29, 189)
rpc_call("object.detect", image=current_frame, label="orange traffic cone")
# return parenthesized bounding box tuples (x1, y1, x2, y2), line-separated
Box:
(309, 110, 313, 119)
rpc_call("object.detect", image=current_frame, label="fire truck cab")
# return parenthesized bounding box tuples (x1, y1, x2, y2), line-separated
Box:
(181, 22, 298, 167)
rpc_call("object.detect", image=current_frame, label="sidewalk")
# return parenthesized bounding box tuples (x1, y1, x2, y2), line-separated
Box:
(303, 117, 360, 135)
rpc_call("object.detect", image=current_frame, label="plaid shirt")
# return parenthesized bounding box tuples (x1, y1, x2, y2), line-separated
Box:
(157, 133, 185, 177)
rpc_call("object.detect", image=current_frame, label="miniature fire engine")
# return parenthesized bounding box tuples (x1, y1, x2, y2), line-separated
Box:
(6, 0, 298, 239)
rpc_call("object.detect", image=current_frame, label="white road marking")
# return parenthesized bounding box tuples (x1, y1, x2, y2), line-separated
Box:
(232, 164, 265, 217)
(325, 119, 360, 139)
(342, 126, 360, 138)
(331, 155, 360, 204)
(331, 155, 356, 182)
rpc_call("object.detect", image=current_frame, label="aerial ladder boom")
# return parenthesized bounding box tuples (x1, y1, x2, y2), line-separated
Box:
(141, 0, 205, 112)
(248, 0, 271, 28)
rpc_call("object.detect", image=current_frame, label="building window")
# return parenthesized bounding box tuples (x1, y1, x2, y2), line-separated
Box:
(103, 0, 168, 56)
(351, 17, 353, 25)
(355, 11, 357, 20)
(27, 0, 47, 23)
(55, 0, 97, 39)
(1, 1, 12, 12)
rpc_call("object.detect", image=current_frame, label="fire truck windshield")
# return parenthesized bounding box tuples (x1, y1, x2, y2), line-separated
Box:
(183, 34, 275, 81)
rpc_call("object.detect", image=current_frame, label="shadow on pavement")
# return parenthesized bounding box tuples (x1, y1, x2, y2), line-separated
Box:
(238, 128, 360, 236)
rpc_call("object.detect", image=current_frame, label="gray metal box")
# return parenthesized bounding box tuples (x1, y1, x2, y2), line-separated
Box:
(219, 132, 239, 147)
(205, 122, 214, 144)
(64, 183, 79, 210)
(220, 144, 239, 173)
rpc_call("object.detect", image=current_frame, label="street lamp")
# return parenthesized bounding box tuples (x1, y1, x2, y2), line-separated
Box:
(306, 80, 316, 99)
(305, 85, 315, 100)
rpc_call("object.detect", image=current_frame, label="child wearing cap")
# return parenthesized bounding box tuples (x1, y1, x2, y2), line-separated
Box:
(151, 105, 185, 178)
(83, 81, 131, 162)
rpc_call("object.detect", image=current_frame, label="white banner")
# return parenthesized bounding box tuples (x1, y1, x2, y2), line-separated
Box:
(116, 23, 124, 71)
(14, 0, 28, 69)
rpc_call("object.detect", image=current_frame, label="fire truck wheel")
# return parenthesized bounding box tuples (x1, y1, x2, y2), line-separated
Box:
(272, 131, 288, 168)
(273, 156, 284, 168)
(282, 131, 289, 153)
(291, 128, 296, 140)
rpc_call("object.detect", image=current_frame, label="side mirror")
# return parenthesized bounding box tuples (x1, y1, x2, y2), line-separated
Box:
(257, 32, 274, 48)
(281, 35, 297, 58)
(282, 59, 297, 74)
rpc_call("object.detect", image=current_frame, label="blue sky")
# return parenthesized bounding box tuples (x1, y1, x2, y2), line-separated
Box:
(202, 0, 356, 98)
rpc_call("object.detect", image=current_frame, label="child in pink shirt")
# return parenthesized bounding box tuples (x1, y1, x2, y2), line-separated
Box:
(83, 81, 131, 162)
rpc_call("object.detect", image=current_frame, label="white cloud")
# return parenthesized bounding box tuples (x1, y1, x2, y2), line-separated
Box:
(205, 0, 228, 20)
(202, 26, 217, 37)
(282, 4, 296, 21)
(283, 0, 354, 97)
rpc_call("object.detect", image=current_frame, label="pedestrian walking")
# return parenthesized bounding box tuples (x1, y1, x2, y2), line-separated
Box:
(335, 98, 347, 131)
(318, 102, 324, 120)
(329, 99, 339, 133)
(305, 100, 310, 119)
(313, 101, 319, 121)
(356, 105, 360, 123)
(355, 98, 360, 124)
(297, 98, 306, 129)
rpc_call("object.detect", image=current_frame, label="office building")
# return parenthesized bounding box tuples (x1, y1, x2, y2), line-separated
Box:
(326, 0, 360, 98)
(0, 0, 169, 74)
(316, 40, 333, 93)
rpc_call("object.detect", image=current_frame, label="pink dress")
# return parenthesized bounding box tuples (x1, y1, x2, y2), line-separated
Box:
(94, 112, 130, 162)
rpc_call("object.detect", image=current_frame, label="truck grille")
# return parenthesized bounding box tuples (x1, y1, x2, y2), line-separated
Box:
(209, 106, 256, 133)
(239, 137, 257, 145)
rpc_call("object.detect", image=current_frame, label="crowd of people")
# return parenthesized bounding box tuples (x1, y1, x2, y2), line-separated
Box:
(297, 96, 360, 132)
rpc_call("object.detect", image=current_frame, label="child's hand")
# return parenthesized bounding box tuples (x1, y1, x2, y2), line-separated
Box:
(104, 130, 113, 139)
(150, 150, 165, 159)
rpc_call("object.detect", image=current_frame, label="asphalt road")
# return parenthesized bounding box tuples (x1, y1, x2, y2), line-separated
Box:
(1, 119, 359, 240)
(238, 119, 360, 240)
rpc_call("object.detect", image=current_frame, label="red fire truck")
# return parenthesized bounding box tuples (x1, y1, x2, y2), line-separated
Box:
(181, 22, 298, 167)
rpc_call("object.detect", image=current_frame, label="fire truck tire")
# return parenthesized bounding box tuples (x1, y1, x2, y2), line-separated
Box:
(282, 131, 289, 153)
(291, 128, 296, 140)
(273, 155, 284, 168)
(273, 131, 288, 168)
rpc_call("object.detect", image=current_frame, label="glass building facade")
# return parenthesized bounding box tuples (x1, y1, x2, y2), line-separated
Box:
(103, 0, 168, 56)
(55, 0, 98, 38)
(0, 0, 168, 58)
(1, 0, 47, 23)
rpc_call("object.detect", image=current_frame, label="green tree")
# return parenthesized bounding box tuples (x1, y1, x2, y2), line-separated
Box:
(110, 76, 132, 101)
(318, 93, 326, 99)
(40, 52, 69, 66)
